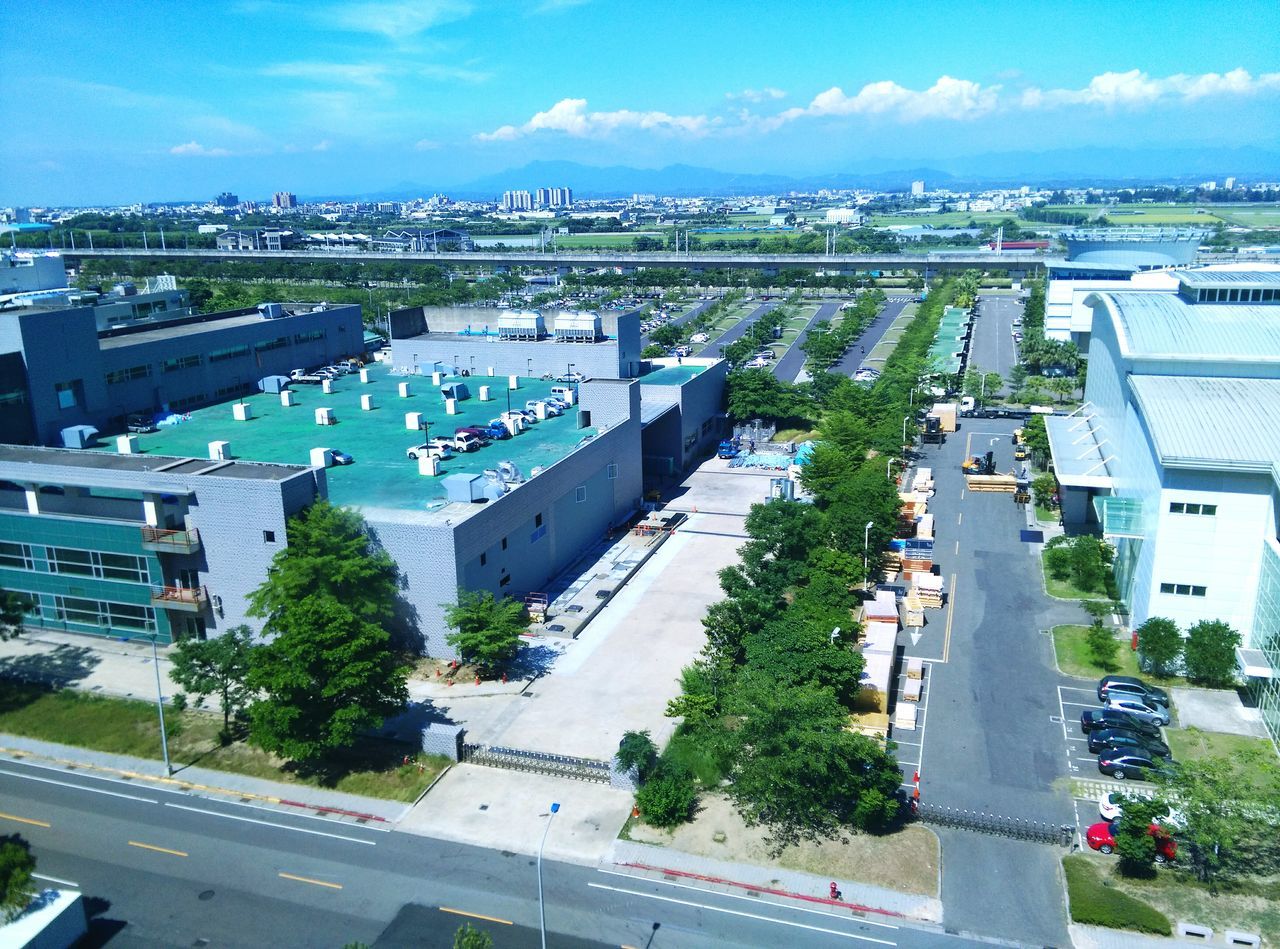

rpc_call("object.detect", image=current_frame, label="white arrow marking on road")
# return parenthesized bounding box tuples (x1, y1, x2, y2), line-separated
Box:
(910, 631, 922, 646)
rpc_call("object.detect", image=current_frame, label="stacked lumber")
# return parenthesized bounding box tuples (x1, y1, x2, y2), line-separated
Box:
(965, 473, 1018, 492)
(914, 572, 945, 608)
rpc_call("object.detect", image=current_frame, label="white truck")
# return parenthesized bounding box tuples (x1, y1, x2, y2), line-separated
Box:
(289, 368, 328, 384)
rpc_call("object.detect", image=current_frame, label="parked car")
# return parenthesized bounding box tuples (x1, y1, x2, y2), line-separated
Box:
(1103, 694, 1171, 727)
(1087, 728, 1171, 758)
(329, 449, 354, 466)
(406, 442, 451, 460)
(1098, 748, 1177, 781)
(1080, 708, 1164, 739)
(1086, 819, 1177, 863)
(557, 371, 586, 384)
(1098, 675, 1170, 707)
(126, 413, 157, 434)
(455, 426, 492, 445)
(1098, 791, 1185, 826)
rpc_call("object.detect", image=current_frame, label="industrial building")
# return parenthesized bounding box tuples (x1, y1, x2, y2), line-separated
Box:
(0, 296, 726, 657)
(1044, 271, 1280, 744)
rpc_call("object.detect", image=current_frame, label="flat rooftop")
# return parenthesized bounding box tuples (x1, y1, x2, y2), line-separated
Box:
(98, 303, 353, 350)
(0, 444, 307, 483)
(640, 364, 712, 386)
(94, 364, 599, 511)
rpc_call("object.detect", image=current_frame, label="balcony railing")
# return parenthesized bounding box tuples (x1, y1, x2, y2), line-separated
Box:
(140, 526, 201, 554)
(150, 585, 207, 612)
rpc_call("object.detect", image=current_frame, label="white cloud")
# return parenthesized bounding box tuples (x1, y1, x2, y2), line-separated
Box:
(726, 87, 786, 103)
(318, 0, 472, 39)
(784, 76, 1001, 125)
(312, 139, 332, 152)
(169, 141, 231, 157)
(263, 61, 388, 88)
(414, 138, 441, 150)
(1021, 68, 1280, 110)
(476, 97, 710, 141)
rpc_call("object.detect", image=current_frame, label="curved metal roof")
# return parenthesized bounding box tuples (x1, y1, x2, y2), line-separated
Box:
(1089, 291, 1280, 361)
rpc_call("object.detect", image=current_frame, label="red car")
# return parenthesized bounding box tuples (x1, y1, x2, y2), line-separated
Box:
(1085, 820, 1177, 863)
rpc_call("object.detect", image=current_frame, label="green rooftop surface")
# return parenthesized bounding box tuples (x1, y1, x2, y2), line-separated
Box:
(640, 364, 708, 386)
(104, 365, 596, 510)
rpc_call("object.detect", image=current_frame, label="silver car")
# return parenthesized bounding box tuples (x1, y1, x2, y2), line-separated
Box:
(1102, 694, 1170, 727)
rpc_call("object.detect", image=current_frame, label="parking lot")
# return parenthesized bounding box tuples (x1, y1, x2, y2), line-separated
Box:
(891, 658, 932, 790)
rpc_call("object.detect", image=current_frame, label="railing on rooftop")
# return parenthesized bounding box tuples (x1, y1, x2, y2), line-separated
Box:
(140, 526, 201, 554)
(150, 585, 207, 612)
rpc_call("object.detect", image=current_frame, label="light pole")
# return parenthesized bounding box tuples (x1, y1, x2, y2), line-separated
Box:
(863, 520, 874, 586)
(538, 802, 560, 949)
(127, 634, 173, 775)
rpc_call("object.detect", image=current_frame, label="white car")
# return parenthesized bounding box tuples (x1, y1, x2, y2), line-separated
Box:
(1099, 791, 1184, 827)
(406, 441, 452, 460)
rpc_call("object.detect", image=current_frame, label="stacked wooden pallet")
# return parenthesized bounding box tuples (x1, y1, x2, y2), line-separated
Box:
(914, 572, 945, 608)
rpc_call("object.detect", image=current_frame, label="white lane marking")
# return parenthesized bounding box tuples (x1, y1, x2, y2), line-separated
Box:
(34, 872, 79, 888)
(586, 882, 897, 944)
(0, 768, 158, 804)
(594, 868, 898, 930)
(163, 803, 377, 845)
(196, 795, 393, 834)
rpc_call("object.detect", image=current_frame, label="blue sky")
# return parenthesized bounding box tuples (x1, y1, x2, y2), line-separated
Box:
(2, 0, 1279, 204)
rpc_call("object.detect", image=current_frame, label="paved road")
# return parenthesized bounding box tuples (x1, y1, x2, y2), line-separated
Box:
(705, 301, 779, 354)
(772, 301, 839, 382)
(1, 758, 989, 948)
(968, 294, 1024, 385)
(640, 297, 716, 347)
(895, 419, 1086, 946)
(830, 299, 909, 376)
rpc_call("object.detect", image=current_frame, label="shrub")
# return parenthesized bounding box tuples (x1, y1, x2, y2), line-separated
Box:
(1183, 620, 1241, 688)
(1062, 856, 1172, 935)
(1086, 621, 1120, 671)
(635, 767, 699, 828)
(1045, 546, 1073, 581)
(1135, 617, 1182, 677)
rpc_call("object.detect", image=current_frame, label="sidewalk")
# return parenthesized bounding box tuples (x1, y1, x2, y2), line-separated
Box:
(1070, 923, 1214, 948)
(0, 734, 411, 824)
(609, 839, 943, 923)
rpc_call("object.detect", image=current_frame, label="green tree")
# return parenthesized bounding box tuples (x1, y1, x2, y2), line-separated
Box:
(616, 730, 658, 782)
(796, 442, 856, 505)
(0, 835, 35, 923)
(1086, 620, 1120, 671)
(0, 587, 31, 641)
(1183, 620, 1241, 687)
(1008, 364, 1028, 391)
(1048, 376, 1076, 404)
(1031, 473, 1058, 511)
(742, 618, 866, 709)
(1136, 617, 1183, 677)
(635, 766, 699, 827)
(169, 625, 255, 741)
(453, 923, 495, 949)
(1022, 414, 1050, 459)
(1113, 795, 1168, 877)
(443, 590, 528, 675)
(640, 343, 666, 359)
(247, 597, 409, 762)
(819, 411, 872, 459)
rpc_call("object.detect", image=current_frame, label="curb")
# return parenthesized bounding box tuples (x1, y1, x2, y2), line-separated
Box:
(616, 860, 909, 920)
(0, 744, 394, 823)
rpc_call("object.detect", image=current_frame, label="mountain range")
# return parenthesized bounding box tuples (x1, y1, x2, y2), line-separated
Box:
(348, 145, 1280, 202)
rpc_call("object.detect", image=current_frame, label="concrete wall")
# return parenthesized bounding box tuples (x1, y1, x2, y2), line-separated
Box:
(0, 307, 110, 444)
(638, 360, 728, 471)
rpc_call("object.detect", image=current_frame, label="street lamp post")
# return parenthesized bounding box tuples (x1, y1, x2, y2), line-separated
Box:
(128, 634, 173, 776)
(863, 520, 874, 586)
(538, 802, 561, 949)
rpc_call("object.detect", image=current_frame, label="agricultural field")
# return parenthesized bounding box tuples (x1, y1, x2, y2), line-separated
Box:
(1213, 206, 1280, 228)
(868, 211, 1017, 228)
(555, 231, 664, 248)
(1102, 204, 1223, 226)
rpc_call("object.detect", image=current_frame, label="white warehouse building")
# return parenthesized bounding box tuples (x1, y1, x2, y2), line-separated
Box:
(1045, 271, 1280, 744)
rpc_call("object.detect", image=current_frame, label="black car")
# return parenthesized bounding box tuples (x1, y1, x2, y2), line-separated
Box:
(1098, 749, 1177, 782)
(1080, 707, 1163, 739)
(1087, 728, 1171, 758)
(1098, 675, 1170, 706)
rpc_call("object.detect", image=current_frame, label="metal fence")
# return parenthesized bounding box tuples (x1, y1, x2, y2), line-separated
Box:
(462, 743, 612, 784)
(914, 802, 1073, 846)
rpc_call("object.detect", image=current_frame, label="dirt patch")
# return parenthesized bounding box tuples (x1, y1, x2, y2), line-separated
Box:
(627, 792, 939, 897)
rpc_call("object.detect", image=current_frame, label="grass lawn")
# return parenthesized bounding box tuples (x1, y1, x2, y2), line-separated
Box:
(1105, 206, 1223, 226)
(1063, 854, 1171, 935)
(1040, 551, 1109, 599)
(1216, 207, 1280, 227)
(1164, 727, 1280, 797)
(1052, 625, 1189, 695)
(0, 684, 446, 801)
(1035, 503, 1057, 523)
(774, 427, 819, 442)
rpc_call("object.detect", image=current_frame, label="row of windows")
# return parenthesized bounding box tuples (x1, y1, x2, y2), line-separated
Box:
(1186, 287, 1280, 304)
(106, 364, 151, 385)
(294, 330, 326, 344)
(208, 344, 251, 362)
(1159, 582, 1207, 597)
(29, 594, 158, 632)
(215, 382, 254, 400)
(255, 336, 289, 353)
(1169, 502, 1217, 516)
(1, 542, 151, 583)
(170, 393, 206, 411)
(162, 353, 202, 373)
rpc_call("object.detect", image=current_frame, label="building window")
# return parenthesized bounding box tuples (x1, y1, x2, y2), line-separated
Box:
(294, 330, 326, 344)
(46, 547, 149, 583)
(54, 379, 84, 410)
(209, 344, 251, 363)
(535, 513, 543, 528)
(480, 553, 487, 567)
(0, 541, 34, 570)
(263, 530, 275, 543)
(161, 354, 202, 373)
(499, 573, 511, 587)
(254, 336, 290, 353)
(53, 595, 157, 632)
(1169, 502, 1217, 516)
(1159, 582, 1207, 597)
(169, 393, 206, 411)
(501, 537, 508, 551)
(575, 485, 587, 503)
(105, 364, 151, 385)
(215, 382, 254, 400)
(607, 464, 618, 479)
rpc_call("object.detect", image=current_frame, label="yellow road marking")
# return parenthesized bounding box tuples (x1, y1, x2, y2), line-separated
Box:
(128, 841, 188, 857)
(440, 907, 513, 925)
(278, 871, 343, 890)
(942, 573, 958, 664)
(0, 811, 50, 828)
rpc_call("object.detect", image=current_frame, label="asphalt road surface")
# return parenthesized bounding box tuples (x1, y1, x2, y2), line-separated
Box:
(968, 294, 1024, 384)
(1, 758, 993, 948)
(772, 301, 839, 382)
(895, 419, 1082, 945)
(830, 299, 909, 377)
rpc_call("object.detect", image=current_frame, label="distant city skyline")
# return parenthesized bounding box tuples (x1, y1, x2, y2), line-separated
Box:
(1, 0, 1278, 204)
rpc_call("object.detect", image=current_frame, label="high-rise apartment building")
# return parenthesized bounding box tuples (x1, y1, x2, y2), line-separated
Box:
(214, 191, 239, 208)
(501, 190, 533, 212)
(272, 191, 298, 209)
(910, 180, 926, 197)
